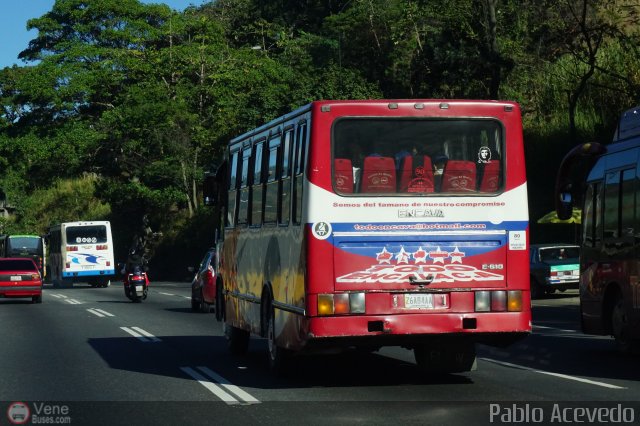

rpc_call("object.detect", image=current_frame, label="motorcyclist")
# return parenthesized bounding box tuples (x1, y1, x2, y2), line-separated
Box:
(124, 247, 146, 275)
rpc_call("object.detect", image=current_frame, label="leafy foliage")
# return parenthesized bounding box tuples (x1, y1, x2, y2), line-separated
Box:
(1, 0, 640, 272)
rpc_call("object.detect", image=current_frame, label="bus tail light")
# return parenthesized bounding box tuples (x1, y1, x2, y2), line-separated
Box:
(318, 295, 334, 316)
(97, 245, 108, 250)
(507, 291, 523, 312)
(491, 291, 507, 312)
(476, 290, 522, 312)
(66, 246, 78, 251)
(475, 291, 490, 312)
(349, 293, 366, 314)
(318, 293, 366, 315)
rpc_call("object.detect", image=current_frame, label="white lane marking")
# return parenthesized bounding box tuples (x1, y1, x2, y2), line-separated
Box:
(120, 327, 161, 342)
(533, 325, 576, 333)
(87, 308, 114, 318)
(65, 299, 82, 304)
(182, 296, 191, 300)
(130, 326, 161, 342)
(159, 292, 175, 296)
(50, 293, 67, 299)
(196, 366, 260, 404)
(480, 358, 626, 389)
(180, 367, 259, 405)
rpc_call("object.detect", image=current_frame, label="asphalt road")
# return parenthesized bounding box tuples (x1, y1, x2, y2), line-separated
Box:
(1, 284, 639, 426)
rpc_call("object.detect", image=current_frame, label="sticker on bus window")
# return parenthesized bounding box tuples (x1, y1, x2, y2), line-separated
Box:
(508, 231, 526, 250)
(312, 222, 332, 240)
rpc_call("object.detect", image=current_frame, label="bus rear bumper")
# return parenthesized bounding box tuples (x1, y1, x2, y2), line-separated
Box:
(304, 312, 531, 349)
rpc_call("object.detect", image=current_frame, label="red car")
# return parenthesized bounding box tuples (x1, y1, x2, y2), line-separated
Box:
(190, 248, 216, 313)
(0, 258, 43, 303)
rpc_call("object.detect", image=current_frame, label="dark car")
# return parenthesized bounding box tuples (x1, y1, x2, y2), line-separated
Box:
(190, 248, 217, 313)
(530, 243, 580, 299)
(0, 258, 43, 303)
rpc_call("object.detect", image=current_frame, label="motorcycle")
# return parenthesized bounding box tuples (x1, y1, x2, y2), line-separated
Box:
(123, 265, 149, 303)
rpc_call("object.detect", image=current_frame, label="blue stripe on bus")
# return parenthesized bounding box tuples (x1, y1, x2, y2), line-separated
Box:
(327, 221, 529, 233)
(63, 270, 115, 277)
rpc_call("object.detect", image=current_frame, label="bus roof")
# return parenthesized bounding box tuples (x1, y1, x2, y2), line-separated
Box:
(228, 99, 519, 147)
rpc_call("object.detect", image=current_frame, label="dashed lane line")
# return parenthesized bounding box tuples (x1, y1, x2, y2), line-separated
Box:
(180, 366, 260, 405)
(87, 308, 115, 318)
(120, 326, 161, 342)
(480, 357, 626, 389)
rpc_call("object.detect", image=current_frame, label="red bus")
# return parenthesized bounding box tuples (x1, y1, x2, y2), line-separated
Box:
(207, 99, 531, 374)
(556, 105, 640, 352)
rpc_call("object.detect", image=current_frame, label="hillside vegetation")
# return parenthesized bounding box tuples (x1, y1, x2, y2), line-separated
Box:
(1, 0, 639, 278)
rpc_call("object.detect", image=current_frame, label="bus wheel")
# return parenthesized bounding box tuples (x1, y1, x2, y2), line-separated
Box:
(267, 305, 290, 374)
(414, 339, 477, 374)
(225, 323, 249, 356)
(611, 295, 632, 353)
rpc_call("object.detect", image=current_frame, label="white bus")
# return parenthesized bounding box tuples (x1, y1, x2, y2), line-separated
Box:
(47, 221, 115, 288)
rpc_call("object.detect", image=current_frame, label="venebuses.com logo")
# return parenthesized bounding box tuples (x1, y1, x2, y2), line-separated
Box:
(7, 402, 30, 425)
(6, 401, 72, 424)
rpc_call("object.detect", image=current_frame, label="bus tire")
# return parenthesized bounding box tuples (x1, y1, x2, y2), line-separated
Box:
(266, 304, 290, 374)
(611, 294, 633, 353)
(225, 323, 249, 356)
(414, 339, 477, 374)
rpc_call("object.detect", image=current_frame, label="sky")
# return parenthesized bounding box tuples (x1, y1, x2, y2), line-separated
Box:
(0, 0, 207, 69)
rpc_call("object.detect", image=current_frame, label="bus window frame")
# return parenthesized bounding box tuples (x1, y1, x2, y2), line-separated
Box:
(292, 121, 308, 226)
(278, 127, 295, 226)
(251, 138, 266, 227)
(264, 132, 282, 225)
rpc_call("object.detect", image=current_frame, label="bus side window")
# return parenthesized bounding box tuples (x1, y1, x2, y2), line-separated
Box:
(237, 147, 252, 226)
(227, 150, 240, 228)
(621, 168, 635, 238)
(251, 140, 265, 226)
(264, 134, 280, 224)
(603, 171, 620, 239)
(279, 128, 294, 224)
(583, 183, 596, 247)
(293, 121, 308, 225)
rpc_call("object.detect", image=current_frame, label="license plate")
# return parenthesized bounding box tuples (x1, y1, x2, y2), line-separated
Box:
(10, 276, 21, 281)
(135, 285, 143, 292)
(404, 293, 445, 309)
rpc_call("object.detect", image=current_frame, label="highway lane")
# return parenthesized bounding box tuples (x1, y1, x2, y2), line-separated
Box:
(1, 285, 639, 425)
